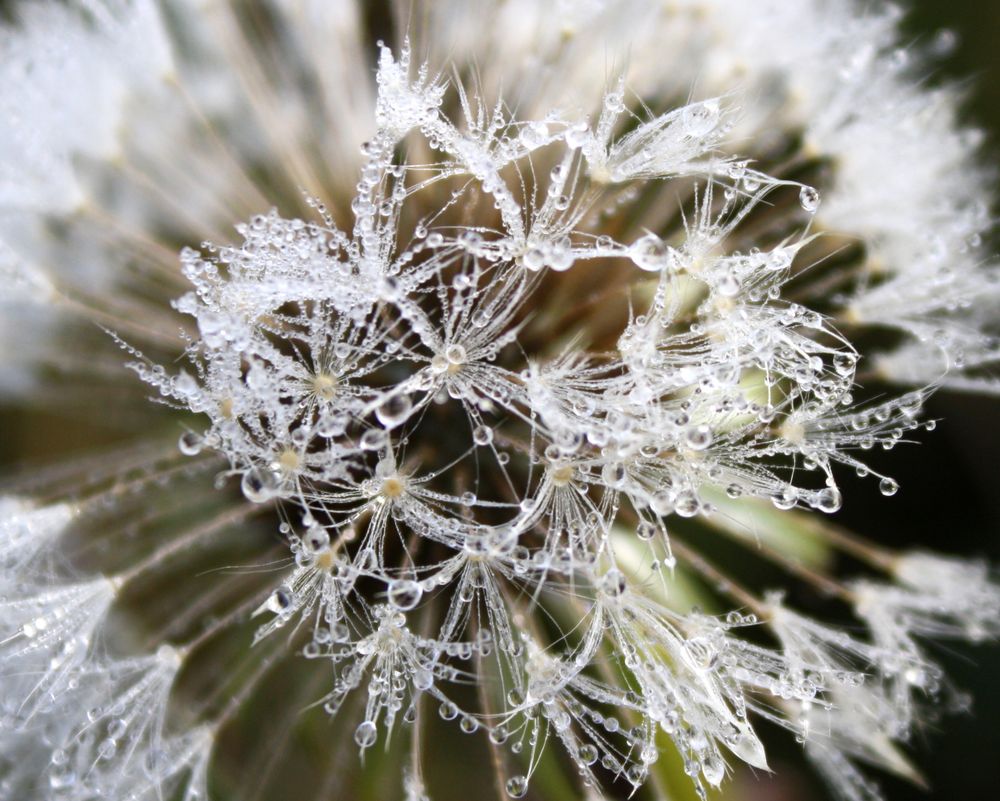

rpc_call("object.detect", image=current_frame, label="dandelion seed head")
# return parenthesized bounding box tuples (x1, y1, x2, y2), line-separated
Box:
(1, 1, 999, 800)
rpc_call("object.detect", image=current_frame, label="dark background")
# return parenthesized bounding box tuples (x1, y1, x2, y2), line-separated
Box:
(754, 2, 1000, 799)
(740, 3, 1000, 799)
(872, 3, 1000, 799)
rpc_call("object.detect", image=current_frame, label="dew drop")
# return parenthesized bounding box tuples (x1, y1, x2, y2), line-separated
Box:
(445, 344, 467, 365)
(716, 271, 740, 297)
(522, 244, 546, 271)
(241, 467, 278, 503)
(702, 755, 725, 786)
(413, 668, 434, 691)
(598, 461, 624, 487)
(630, 233, 672, 272)
(879, 477, 899, 496)
(815, 487, 842, 514)
(599, 569, 627, 597)
(49, 767, 77, 790)
(681, 99, 720, 136)
(636, 521, 658, 541)
(519, 122, 549, 149)
(354, 720, 377, 748)
(375, 394, 413, 429)
(490, 724, 509, 744)
(683, 424, 713, 451)
(178, 431, 203, 456)
(473, 425, 494, 446)
(266, 586, 294, 615)
(387, 579, 422, 611)
(565, 122, 589, 149)
(505, 776, 528, 798)
(798, 185, 821, 213)
(360, 428, 388, 451)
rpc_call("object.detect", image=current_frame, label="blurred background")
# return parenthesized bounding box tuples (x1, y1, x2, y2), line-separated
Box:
(735, 2, 1000, 799)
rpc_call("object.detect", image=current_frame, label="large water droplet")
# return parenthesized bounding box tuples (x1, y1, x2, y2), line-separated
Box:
(602, 462, 626, 487)
(630, 233, 673, 272)
(375, 394, 412, 429)
(178, 431, 203, 456)
(519, 122, 549, 149)
(360, 428, 388, 451)
(266, 586, 294, 615)
(599, 569, 627, 597)
(684, 424, 713, 451)
(799, 185, 821, 213)
(241, 467, 278, 503)
(505, 776, 528, 798)
(354, 720, 377, 748)
(702, 755, 725, 786)
(387, 579, 422, 611)
(815, 487, 842, 514)
(681, 99, 720, 136)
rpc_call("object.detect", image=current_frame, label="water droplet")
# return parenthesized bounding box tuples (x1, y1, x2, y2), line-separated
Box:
(354, 720, 377, 748)
(519, 122, 549, 149)
(599, 569, 627, 597)
(702, 755, 725, 786)
(522, 244, 546, 271)
(387, 579, 422, 611)
(772, 488, 798, 510)
(505, 776, 528, 798)
(815, 487, 842, 514)
(266, 586, 294, 615)
(799, 185, 821, 213)
(413, 668, 434, 691)
(674, 490, 700, 517)
(833, 352, 856, 377)
(879, 477, 899, 496)
(684, 424, 713, 451)
(375, 394, 413, 429)
(98, 738, 118, 760)
(565, 122, 589, 149)
(681, 99, 720, 136)
(305, 528, 331, 553)
(630, 233, 672, 272)
(716, 271, 740, 297)
(547, 237, 575, 271)
(360, 428, 388, 451)
(602, 462, 626, 487)
(49, 767, 76, 789)
(473, 425, 494, 446)
(178, 431, 203, 456)
(626, 764, 648, 785)
(578, 744, 599, 765)
(241, 467, 279, 503)
(636, 521, 658, 541)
